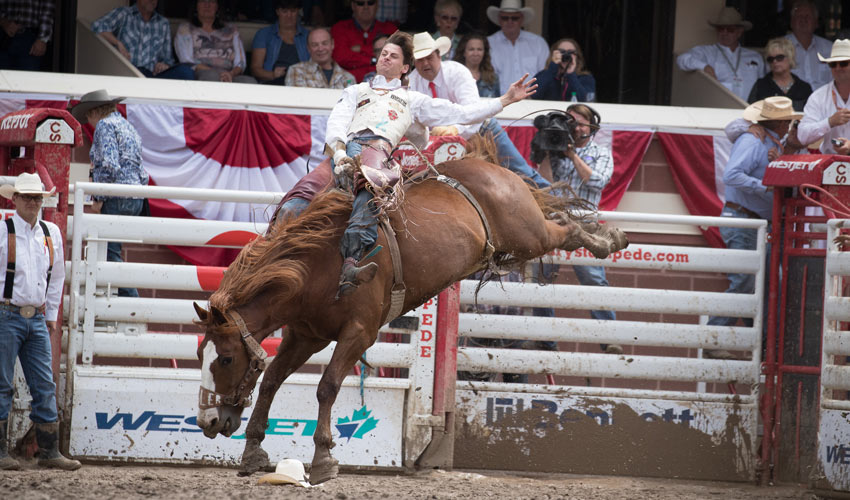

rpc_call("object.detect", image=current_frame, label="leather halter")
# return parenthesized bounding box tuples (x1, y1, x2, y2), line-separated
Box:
(197, 310, 268, 410)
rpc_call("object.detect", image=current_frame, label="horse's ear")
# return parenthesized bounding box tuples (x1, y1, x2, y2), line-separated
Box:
(193, 302, 209, 323)
(210, 304, 227, 324)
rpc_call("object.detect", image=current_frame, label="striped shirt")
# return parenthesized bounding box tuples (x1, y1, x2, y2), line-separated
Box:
(91, 5, 174, 71)
(0, 0, 55, 42)
(550, 140, 613, 209)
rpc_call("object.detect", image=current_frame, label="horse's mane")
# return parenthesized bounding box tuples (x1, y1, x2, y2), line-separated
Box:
(210, 189, 351, 311)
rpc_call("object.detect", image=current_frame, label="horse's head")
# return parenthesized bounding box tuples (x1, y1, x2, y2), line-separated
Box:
(193, 302, 267, 439)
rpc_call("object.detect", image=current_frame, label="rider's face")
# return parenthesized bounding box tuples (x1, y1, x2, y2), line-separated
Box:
(377, 43, 409, 81)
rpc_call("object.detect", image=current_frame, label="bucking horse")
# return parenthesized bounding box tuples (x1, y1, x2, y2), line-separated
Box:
(192, 155, 628, 484)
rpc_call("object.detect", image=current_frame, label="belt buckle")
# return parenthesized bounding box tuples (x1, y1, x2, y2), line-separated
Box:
(19, 305, 36, 319)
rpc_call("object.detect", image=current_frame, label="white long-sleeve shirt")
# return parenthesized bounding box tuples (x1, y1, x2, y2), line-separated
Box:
(785, 33, 833, 92)
(798, 81, 850, 154)
(488, 30, 549, 95)
(325, 74, 503, 148)
(0, 213, 65, 321)
(408, 61, 483, 139)
(677, 43, 765, 101)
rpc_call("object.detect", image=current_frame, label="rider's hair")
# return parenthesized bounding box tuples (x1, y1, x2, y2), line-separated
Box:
(386, 31, 414, 78)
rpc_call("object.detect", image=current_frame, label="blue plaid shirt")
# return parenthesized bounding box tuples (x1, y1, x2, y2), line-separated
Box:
(90, 112, 149, 200)
(550, 140, 613, 210)
(91, 5, 174, 71)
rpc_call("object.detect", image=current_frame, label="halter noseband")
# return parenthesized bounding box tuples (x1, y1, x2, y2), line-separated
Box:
(198, 310, 269, 410)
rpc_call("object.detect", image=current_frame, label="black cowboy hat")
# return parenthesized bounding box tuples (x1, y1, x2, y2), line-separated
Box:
(68, 89, 125, 124)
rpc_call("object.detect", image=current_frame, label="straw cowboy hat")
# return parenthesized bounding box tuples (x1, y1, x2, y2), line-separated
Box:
(68, 89, 124, 124)
(412, 32, 452, 60)
(257, 459, 312, 487)
(742, 96, 803, 122)
(487, 0, 535, 28)
(818, 39, 850, 63)
(0, 172, 55, 200)
(707, 6, 752, 31)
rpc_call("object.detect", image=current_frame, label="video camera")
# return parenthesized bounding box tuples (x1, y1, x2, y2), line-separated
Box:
(529, 111, 576, 164)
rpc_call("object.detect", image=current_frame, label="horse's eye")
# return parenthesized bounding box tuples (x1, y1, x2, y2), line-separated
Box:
(220, 357, 233, 366)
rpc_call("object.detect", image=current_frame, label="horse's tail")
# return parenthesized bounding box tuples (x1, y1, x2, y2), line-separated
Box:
(528, 181, 595, 222)
(463, 131, 501, 165)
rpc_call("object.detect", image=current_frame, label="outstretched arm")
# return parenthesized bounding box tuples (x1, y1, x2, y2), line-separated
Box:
(499, 74, 537, 107)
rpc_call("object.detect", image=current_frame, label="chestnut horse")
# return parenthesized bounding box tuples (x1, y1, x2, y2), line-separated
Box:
(193, 157, 628, 484)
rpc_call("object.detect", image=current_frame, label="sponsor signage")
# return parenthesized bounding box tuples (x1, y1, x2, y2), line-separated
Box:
(822, 162, 850, 186)
(70, 367, 404, 466)
(816, 409, 850, 491)
(35, 119, 75, 145)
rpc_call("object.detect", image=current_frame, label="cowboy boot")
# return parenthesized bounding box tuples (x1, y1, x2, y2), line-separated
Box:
(336, 257, 378, 298)
(0, 419, 20, 470)
(35, 422, 81, 471)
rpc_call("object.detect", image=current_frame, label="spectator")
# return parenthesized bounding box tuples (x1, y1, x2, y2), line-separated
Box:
(0, 0, 54, 70)
(705, 97, 801, 359)
(798, 39, 850, 155)
(486, 0, 548, 94)
(286, 27, 355, 88)
(748, 38, 812, 111)
(408, 32, 550, 188)
(69, 90, 149, 298)
(785, 0, 833, 91)
(92, 0, 195, 80)
(331, 0, 396, 82)
(433, 0, 462, 61)
(0, 173, 79, 471)
(676, 7, 764, 102)
(362, 32, 388, 83)
(175, 0, 256, 83)
(454, 33, 499, 97)
(376, 0, 406, 25)
(535, 104, 620, 354)
(251, 0, 310, 85)
(533, 38, 596, 102)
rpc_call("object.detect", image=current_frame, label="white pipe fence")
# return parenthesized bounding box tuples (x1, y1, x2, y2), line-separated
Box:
(820, 220, 850, 411)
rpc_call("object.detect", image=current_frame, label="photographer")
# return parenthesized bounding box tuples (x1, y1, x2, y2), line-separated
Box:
(533, 38, 596, 102)
(534, 104, 620, 354)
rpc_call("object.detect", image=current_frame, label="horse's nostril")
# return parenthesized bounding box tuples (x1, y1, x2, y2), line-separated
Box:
(209, 417, 218, 428)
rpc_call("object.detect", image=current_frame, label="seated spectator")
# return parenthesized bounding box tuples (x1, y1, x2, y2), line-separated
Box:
(331, 0, 397, 82)
(286, 27, 355, 88)
(748, 37, 812, 111)
(376, 0, 406, 25)
(433, 0, 462, 61)
(785, 0, 833, 91)
(361, 32, 388, 83)
(486, 0, 548, 94)
(92, 0, 194, 80)
(676, 7, 763, 101)
(453, 33, 499, 97)
(175, 0, 257, 83)
(251, 0, 310, 85)
(533, 38, 596, 102)
(0, 0, 54, 71)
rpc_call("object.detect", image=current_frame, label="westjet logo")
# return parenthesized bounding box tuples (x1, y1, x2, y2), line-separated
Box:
(825, 444, 850, 465)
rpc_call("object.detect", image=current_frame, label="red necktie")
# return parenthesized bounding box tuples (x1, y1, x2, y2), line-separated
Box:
(429, 81, 437, 98)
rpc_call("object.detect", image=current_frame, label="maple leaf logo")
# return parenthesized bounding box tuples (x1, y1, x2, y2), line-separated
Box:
(335, 405, 379, 441)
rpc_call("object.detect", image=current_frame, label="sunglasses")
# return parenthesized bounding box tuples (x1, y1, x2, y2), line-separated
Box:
(766, 54, 786, 63)
(499, 15, 521, 22)
(18, 194, 44, 202)
(353, 0, 376, 6)
(829, 60, 850, 68)
(439, 14, 459, 22)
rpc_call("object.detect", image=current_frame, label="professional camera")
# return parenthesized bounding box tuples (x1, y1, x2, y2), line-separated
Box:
(529, 111, 576, 164)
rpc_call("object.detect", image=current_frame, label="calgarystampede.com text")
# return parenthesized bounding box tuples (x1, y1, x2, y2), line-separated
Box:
(558, 248, 690, 263)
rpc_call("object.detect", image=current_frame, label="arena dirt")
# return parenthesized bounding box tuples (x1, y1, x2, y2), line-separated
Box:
(1, 464, 815, 499)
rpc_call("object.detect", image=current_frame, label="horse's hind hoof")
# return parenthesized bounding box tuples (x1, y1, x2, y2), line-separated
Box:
(309, 458, 339, 485)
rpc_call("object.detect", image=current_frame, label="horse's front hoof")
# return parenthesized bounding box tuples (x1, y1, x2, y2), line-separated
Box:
(309, 457, 339, 485)
(239, 441, 270, 476)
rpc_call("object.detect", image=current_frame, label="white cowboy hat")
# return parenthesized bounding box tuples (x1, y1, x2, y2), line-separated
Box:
(818, 39, 850, 63)
(742, 96, 803, 122)
(0, 172, 56, 200)
(68, 89, 124, 124)
(487, 0, 534, 28)
(257, 459, 312, 487)
(707, 6, 752, 31)
(412, 32, 452, 60)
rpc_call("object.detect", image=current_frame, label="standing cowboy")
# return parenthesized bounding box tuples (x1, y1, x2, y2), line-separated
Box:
(325, 30, 537, 297)
(0, 173, 79, 471)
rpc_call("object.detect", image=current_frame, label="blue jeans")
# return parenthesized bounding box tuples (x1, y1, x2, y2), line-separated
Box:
(0, 29, 42, 71)
(707, 207, 761, 328)
(101, 197, 145, 297)
(0, 305, 58, 423)
(481, 119, 551, 188)
(337, 138, 380, 261)
(136, 63, 195, 80)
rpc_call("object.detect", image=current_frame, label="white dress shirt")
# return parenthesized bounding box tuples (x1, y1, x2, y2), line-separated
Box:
(677, 43, 765, 101)
(408, 61, 483, 139)
(488, 30, 549, 94)
(798, 82, 850, 154)
(0, 213, 65, 321)
(785, 33, 834, 92)
(325, 74, 503, 149)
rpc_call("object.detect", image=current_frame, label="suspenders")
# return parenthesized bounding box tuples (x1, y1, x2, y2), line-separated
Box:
(3, 217, 54, 300)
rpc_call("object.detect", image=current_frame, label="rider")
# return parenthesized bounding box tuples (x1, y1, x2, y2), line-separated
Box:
(326, 30, 537, 297)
